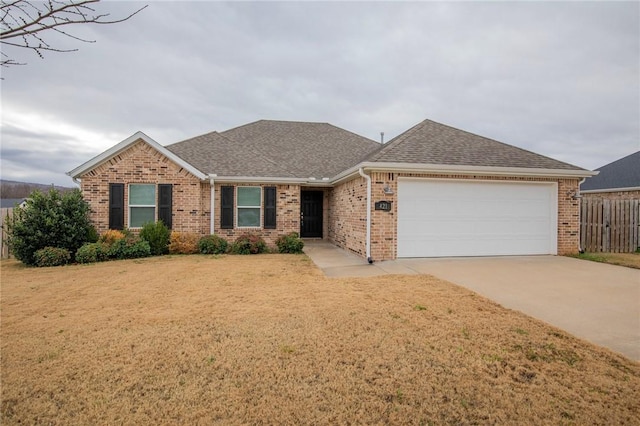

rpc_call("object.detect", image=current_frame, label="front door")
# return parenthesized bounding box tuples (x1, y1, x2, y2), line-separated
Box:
(300, 191, 323, 238)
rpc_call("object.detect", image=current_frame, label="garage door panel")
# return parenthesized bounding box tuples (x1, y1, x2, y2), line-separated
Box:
(397, 179, 557, 257)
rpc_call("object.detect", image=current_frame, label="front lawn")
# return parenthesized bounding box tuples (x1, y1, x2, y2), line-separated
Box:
(1, 255, 638, 424)
(571, 251, 640, 269)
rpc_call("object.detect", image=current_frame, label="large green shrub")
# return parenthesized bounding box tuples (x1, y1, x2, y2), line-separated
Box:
(34, 247, 71, 267)
(139, 221, 170, 256)
(198, 235, 228, 255)
(76, 242, 109, 263)
(5, 189, 97, 266)
(107, 236, 151, 259)
(230, 233, 267, 255)
(275, 232, 304, 254)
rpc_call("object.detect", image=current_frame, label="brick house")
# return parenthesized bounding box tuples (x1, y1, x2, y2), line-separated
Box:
(580, 151, 640, 201)
(68, 119, 595, 261)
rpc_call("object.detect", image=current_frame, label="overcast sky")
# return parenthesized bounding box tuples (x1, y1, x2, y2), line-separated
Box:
(1, 1, 638, 187)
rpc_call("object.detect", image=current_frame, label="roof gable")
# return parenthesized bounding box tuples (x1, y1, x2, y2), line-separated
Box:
(167, 120, 380, 179)
(67, 131, 208, 180)
(365, 119, 584, 171)
(219, 120, 380, 178)
(581, 150, 640, 191)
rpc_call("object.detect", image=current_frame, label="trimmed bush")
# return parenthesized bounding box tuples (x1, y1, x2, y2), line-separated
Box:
(5, 188, 96, 266)
(139, 221, 170, 256)
(276, 232, 304, 254)
(34, 247, 71, 267)
(230, 233, 267, 255)
(107, 236, 151, 259)
(99, 229, 126, 246)
(168, 232, 199, 254)
(198, 235, 228, 255)
(76, 242, 109, 264)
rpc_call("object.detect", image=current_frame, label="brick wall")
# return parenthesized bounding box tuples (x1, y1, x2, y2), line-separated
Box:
(557, 179, 580, 255)
(582, 190, 640, 201)
(213, 183, 301, 247)
(80, 140, 207, 234)
(327, 176, 367, 257)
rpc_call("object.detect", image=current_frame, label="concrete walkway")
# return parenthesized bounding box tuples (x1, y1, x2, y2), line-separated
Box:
(302, 240, 640, 361)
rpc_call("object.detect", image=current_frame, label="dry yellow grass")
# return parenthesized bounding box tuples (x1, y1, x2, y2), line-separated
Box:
(1, 255, 638, 425)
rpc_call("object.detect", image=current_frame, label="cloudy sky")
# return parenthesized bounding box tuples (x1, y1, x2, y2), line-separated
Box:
(1, 1, 638, 187)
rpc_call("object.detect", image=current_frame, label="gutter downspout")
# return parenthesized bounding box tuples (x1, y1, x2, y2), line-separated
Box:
(577, 177, 586, 253)
(209, 174, 216, 235)
(358, 168, 373, 264)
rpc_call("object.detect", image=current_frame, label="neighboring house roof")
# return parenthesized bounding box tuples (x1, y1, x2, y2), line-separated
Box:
(365, 119, 583, 171)
(0, 198, 26, 208)
(580, 151, 640, 192)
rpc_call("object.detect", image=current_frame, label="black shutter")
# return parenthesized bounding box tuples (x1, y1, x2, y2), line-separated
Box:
(158, 184, 173, 229)
(264, 186, 276, 229)
(109, 183, 124, 230)
(221, 186, 234, 229)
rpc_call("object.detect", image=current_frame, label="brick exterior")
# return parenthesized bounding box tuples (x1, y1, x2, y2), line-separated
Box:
(327, 177, 367, 257)
(213, 183, 301, 246)
(80, 139, 583, 259)
(79, 140, 208, 234)
(582, 190, 640, 201)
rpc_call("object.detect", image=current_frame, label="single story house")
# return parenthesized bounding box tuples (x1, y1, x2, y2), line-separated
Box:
(68, 119, 595, 261)
(0, 198, 27, 209)
(580, 151, 640, 200)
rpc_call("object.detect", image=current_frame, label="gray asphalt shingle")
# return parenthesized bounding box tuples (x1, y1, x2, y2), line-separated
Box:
(365, 119, 584, 171)
(580, 151, 640, 191)
(166, 118, 586, 179)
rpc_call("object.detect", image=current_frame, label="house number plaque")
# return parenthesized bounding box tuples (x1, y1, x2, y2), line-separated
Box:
(375, 201, 392, 211)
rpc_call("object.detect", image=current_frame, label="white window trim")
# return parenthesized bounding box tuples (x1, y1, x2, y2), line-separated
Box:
(236, 186, 262, 228)
(128, 183, 156, 229)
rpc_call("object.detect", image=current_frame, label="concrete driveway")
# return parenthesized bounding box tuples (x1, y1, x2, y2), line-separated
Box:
(303, 241, 640, 361)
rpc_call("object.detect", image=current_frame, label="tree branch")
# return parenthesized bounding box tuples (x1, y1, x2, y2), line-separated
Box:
(0, 0, 147, 67)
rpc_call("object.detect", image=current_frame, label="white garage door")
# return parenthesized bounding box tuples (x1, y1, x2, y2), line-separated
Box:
(397, 179, 557, 257)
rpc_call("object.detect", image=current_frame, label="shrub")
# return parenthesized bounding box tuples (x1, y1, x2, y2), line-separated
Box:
(34, 247, 71, 267)
(76, 242, 109, 263)
(168, 232, 199, 254)
(107, 236, 151, 259)
(198, 235, 228, 255)
(5, 189, 96, 266)
(230, 233, 267, 255)
(140, 221, 171, 256)
(99, 229, 126, 246)
(275, 232, 304, 254)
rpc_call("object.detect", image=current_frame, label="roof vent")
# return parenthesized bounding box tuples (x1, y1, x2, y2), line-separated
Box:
(380, 132, 385, 144)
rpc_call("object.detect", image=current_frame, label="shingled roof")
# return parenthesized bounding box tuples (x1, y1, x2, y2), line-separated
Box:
(365, 119, 584, 171)
(580, 150, 640, 191)
(167, 120, 380, 179)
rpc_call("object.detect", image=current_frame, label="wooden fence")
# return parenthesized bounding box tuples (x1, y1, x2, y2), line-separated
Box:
(580, 198, 640, 253)
(1, 208, 13, 258)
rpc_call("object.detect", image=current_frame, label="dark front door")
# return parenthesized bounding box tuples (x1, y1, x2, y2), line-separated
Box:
(301, 191, 323, 238)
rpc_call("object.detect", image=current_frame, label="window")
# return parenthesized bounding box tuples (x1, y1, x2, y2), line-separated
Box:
(129, 184, 156, 228)
(237, 186, 261, 227)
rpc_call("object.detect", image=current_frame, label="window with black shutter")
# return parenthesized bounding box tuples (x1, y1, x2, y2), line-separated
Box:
(158, 184, 173, 229)
(221, 186, 234, 229)
(109, 183, 125, 230)
(263, 186, 276, 229)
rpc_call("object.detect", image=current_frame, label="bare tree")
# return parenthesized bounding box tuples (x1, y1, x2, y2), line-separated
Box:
(1, 0, 147, 67)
